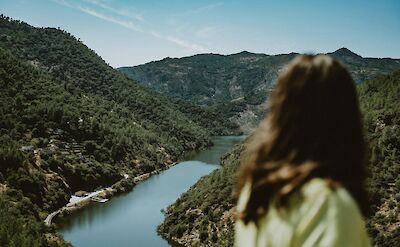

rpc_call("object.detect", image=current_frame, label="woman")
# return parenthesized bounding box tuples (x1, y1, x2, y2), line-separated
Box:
(235, 55, 371, 247)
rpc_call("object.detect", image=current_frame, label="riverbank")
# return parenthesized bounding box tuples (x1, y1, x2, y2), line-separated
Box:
(46, 143, 217, 226)
(56, 136, 245, 247)
(45, 162, 177, 226)
(157, 140, 245, 246)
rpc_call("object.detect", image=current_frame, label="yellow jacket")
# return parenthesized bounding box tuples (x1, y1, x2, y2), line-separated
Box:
(235, 178, 371, 247)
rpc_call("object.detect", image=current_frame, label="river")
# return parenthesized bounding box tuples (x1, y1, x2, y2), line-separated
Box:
(57, 136, 244, 247)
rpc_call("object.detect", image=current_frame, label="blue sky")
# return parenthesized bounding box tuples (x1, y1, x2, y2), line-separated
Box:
(1, 0, 399, 67)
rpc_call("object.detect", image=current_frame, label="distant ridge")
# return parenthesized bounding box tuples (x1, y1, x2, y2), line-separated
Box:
(119, 48, 400, 133)
(229, 50, 267, 56)
(331, 47, 362, 58)
(139, 48, 396, 67)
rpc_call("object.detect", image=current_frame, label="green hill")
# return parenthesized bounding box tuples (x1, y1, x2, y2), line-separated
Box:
(119, 48, 400, 133)
(158, 70, 400, 247)
(0, 15, 236, 246)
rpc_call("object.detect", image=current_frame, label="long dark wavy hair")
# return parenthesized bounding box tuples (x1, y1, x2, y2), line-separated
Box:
(237, 54, 368, 224)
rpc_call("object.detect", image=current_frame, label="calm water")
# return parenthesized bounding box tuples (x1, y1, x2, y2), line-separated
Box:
(58, 136, 244, 247)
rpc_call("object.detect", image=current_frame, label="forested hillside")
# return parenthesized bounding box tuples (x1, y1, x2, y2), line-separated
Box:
(0, 15, 236, 246)
(1, 13, 398, 247)
(159, 70, 400, 247)
(119, 48, 400, 133)
(359, 71, 400, 246)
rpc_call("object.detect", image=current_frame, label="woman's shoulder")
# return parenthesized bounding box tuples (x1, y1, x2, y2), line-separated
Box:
(291, 178, 371, 246)
(295, 177, 364, 223)
(236, 177, 360, 215)
(299, 178, 361, 215)
(236, 179, 252, 212)
(235, 178, 371, 247)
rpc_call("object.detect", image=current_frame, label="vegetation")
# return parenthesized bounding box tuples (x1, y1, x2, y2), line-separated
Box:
(359, 71, 400, 246)
(159, 70, 400, 247)
(0, 189, 69, 247)
(119, 48, 400, 133)
(0, 15, 237, 246)
(0, 14, 398, 246)
(159, 143, 244, 246)
(158, 141, 243, 246)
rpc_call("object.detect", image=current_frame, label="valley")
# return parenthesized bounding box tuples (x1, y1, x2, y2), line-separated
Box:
(0, 15, 237, 246)
(0, 13, 399, 247)
(56, 136, 244, 247)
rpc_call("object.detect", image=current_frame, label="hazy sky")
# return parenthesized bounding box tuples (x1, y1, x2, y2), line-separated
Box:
(1, 0, 399, 67)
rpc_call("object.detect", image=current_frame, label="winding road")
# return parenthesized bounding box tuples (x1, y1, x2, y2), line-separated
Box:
(44, 187, 112, 226)
(44, 168, 171, 226)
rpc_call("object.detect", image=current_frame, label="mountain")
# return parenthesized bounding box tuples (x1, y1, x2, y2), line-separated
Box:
(331, 47, 362, 58)
(158, 70, 400, 247)
(0, 15, 236, 246)
(119, 49, 400, 133)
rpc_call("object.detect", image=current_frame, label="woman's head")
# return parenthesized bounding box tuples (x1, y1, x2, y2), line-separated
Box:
(238, 54, 367, 224)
